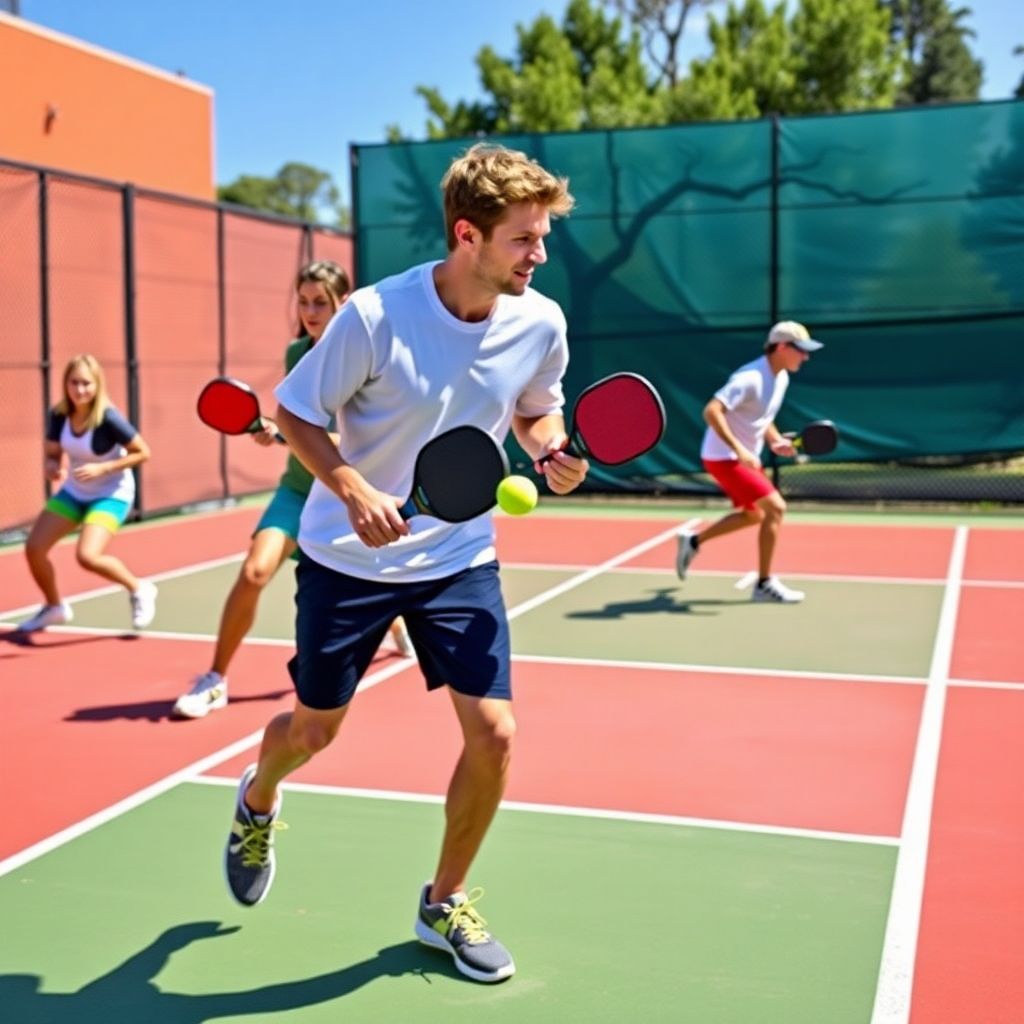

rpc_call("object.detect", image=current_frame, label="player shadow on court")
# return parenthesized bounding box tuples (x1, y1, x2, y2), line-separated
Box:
(0, 921, 461, 1022)
(63, 689, 294, 724)
(567, 587, 749, 620)
(0, 629, 140, 651)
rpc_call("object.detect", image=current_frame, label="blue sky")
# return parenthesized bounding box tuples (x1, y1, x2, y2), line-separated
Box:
(18, 0, 1024, 204)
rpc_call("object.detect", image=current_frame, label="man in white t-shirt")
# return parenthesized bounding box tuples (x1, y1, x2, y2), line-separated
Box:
(221, 144, 588, 984)
(674, 321, 824, 603)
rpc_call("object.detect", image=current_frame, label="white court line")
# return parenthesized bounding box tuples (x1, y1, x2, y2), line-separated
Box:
(190, 775, 899, 847)
(0, 521, 692, 875)
(870, 525, 968, 1024)
(0, 650, 415, 880)
(0, 552, 247, 621)
(506, 519, 695, 621)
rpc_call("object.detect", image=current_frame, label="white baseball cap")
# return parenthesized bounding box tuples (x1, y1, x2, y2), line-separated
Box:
(766, 320, 824, 352)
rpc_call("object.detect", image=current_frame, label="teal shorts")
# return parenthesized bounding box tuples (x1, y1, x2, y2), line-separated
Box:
(254, 485, 307, 547)
(46, 488, 132, 533)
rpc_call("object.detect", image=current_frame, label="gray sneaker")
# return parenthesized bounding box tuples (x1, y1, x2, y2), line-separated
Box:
(414, 884, 515, 983)
(223, 764, 286, 907)
(675, 528, 699, 580)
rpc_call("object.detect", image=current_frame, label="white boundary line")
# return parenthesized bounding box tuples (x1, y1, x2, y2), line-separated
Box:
(0, 522, 687, 876)
(189, 775, 899, 847)
(0, 651, 414, 880)
(870, 525, 969, 1024)
(505, 520, 694, 620)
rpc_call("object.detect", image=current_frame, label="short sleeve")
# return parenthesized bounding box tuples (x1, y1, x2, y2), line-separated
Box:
(46, 409, 65, 442)
(274, 303, 374, 426)
(714, 370, 757, 411)
(101, 407, 138, 446)
(514, 312, 569, 419)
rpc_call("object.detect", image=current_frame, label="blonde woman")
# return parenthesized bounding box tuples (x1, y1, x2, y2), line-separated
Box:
(173, 261, 413, 720)
(19, 354, 156, 632)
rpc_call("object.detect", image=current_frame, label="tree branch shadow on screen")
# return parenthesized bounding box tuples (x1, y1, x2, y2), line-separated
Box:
(64, 690, 294, 724)
(0, 922, 461, 1023)
(566, 587, 749, 620)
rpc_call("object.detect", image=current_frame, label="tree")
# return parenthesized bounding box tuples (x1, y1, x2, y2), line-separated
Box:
(414, 0, 663, 137)
(668, 0, 900, 120)
(607, 0, 719, 88)
(884, 0, 982, 104)
(1015, 44, 1024, 99)
(217, 162, 346, 226)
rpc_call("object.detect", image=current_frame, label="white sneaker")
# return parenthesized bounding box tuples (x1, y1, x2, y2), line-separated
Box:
(675, 528, 699, 580)
(390, 617, 415, 657)
(173, 671, 228, 719)
(752, 576, 805, 604)
(130, 580, 158, 629)
(17, 601, 73, 633)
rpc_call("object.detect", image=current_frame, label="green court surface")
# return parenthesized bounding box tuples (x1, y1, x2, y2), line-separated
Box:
(64, 563, 941, 680)
(508, 571, 941, 678)
(0, 783, 895, 1024)
(64, 561, 298, 640)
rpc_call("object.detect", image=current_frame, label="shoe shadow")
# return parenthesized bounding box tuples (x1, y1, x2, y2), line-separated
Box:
(566, 587, 750, 620)
(0, 629, 139, 650)
(64, 690, 294, 723)
(0, 923, 462, 1023)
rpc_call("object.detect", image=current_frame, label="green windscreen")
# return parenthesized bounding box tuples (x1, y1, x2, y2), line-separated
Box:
(352, 101, 1024, 491)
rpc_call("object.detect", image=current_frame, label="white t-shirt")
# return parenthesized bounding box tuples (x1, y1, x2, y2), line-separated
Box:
(700, 355, 789, 461)
(47, 406, 137, 503)
(274, 261, 568, 581)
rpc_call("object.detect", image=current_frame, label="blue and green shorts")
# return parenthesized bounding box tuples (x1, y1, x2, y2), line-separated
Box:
(254, 485, 307, 548)
(46, 488, 132, 533)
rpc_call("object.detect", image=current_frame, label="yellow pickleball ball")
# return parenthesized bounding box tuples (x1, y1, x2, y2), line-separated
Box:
(496, 474, 538, 516)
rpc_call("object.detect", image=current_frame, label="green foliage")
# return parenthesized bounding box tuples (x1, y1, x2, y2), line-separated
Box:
(884, 0, 982, 104)
(1015, 44, 1024, 99)
(415, 0, 664, 137)
(669, 0, 900, 119)
(217, 162, 346, 226)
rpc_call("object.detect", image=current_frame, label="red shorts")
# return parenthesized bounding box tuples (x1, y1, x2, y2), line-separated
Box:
(703, 458, 776, 509)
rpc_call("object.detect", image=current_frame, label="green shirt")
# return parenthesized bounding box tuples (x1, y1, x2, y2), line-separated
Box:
(277, 336, 319, 495)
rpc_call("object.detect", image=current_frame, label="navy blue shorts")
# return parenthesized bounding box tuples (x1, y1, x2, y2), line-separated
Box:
(288, 554, 511, 710)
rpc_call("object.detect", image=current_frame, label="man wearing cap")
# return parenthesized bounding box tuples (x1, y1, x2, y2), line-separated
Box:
(674, 321, 824, 603)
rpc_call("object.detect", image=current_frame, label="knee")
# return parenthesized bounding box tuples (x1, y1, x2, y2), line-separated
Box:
(467, 715, 516, 769)
(75, 549, 100, 571)
(765, 496, 787, 521)
(288, 717, 339, 757)
(25, 538, 49, 563)
(240, 558, 275, 590)
(743, 506, 765, 525)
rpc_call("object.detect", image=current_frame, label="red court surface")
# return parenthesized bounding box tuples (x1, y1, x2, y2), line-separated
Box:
(911, 686, 1024, 1024)
(624, 522, 957, 578)
(950, 586, 1024, 683)
(1, 629, 394, 860)
(962, 527, 1024, 582)
(213, 660, 923, 838)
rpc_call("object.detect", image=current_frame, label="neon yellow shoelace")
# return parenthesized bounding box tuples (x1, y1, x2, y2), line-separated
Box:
(445, 887, 492, 946)
(234, 819, 288, 868)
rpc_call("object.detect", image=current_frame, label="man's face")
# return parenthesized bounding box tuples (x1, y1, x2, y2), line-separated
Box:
(781, 342, 811, 372)
(470, 202, 551, 296)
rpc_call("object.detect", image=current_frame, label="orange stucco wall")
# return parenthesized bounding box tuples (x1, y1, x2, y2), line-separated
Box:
(0, 13, 213, 198)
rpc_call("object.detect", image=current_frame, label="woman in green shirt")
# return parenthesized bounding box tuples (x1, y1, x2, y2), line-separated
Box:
(173, 261, 413, 719)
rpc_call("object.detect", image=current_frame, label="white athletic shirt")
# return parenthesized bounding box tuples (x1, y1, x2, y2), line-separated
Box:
(274, 261, 569, 581)
(700, 355, 789, 461)
(47, 406, 137, 503)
